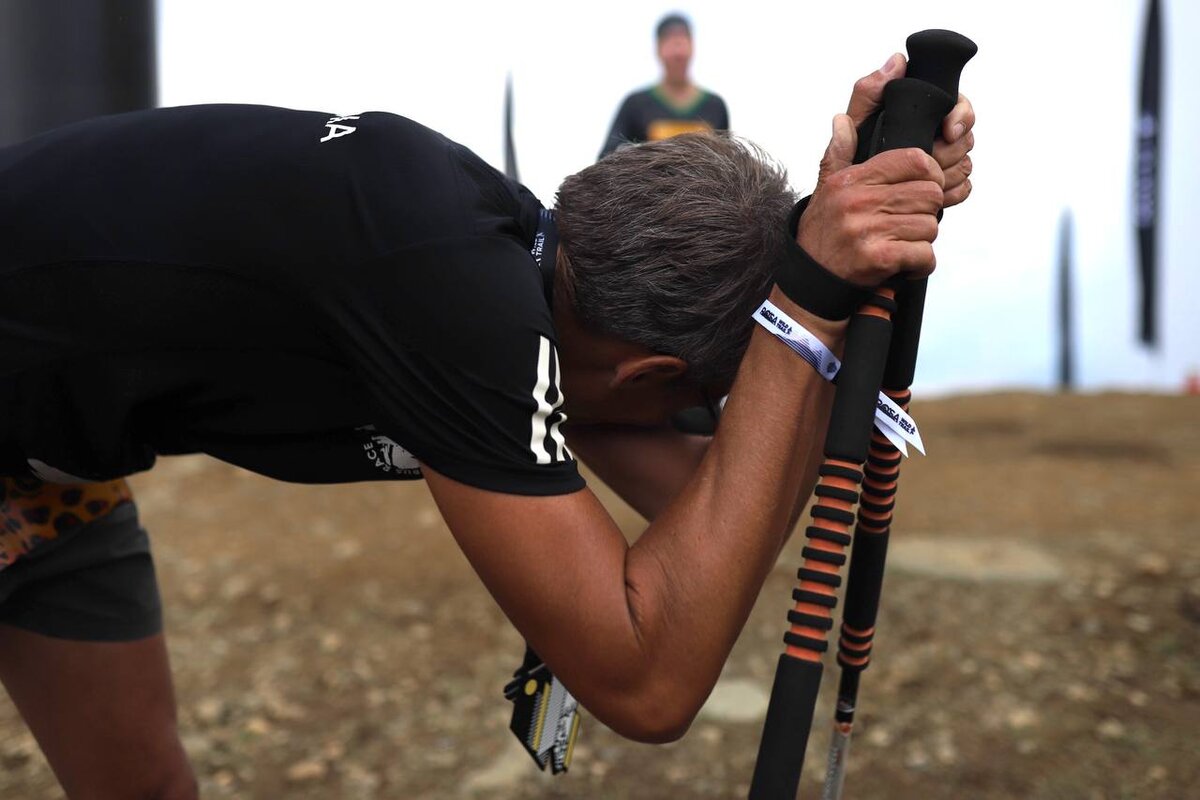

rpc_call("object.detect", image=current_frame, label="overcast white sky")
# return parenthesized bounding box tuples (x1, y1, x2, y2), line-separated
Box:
(158, 0, 1199, 395)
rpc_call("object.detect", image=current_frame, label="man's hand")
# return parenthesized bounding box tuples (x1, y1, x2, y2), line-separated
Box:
(847, 52, 976, 209)
(935, 97, 975, 207)
(798, 115, 945, 286)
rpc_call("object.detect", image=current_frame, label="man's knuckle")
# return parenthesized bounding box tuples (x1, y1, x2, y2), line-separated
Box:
(926, 218, 940, 243)
(871, 241, 899, 270)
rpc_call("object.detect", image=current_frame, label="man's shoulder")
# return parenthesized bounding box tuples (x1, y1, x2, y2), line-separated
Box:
(619, 86, 661, 107)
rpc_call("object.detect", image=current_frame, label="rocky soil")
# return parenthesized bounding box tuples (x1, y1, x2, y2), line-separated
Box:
(2, 392, 1197, 799)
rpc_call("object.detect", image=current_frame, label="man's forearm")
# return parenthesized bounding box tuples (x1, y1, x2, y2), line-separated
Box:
(616, 288, 841, 730)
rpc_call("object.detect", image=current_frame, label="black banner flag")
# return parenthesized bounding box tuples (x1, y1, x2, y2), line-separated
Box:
(1135, 0, 1163, 347)
(504, 74, 520, 182)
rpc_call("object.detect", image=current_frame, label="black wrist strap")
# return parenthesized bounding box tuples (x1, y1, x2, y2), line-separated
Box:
(776, 196, 871, 321)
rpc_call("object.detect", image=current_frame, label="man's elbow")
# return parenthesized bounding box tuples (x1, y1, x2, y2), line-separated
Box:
(592, 682, 703, 744)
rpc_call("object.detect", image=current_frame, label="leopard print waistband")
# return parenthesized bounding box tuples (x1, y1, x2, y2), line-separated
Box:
(0, 478, 134, 571)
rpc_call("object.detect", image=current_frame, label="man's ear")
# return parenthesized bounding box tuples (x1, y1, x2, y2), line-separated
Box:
(610, 354, 689, 389)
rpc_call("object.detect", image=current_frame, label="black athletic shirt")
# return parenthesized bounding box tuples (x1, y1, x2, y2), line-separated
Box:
(599, 86, 729, 159)
(0, 104, 583, 496)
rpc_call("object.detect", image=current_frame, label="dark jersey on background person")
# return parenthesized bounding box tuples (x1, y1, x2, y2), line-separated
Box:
(0, 104, 582, 496)
(599, 87, 729, 159)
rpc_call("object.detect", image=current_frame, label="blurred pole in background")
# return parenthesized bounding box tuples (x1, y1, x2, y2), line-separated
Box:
(0, 0, 156, 148)
(503, 73, 519, 182)
(1057, 209, 1074, 391)
(1134, 0, 1162, 348)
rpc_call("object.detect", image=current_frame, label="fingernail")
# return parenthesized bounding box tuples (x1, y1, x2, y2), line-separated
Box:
(881, 53, 900, 75)
(952, 122, 966, 140)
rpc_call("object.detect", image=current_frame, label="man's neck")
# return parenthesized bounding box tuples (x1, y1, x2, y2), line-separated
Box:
(657, 79, 699, 109)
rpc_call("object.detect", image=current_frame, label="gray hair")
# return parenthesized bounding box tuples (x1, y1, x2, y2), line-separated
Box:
(555, 132, 796, 387)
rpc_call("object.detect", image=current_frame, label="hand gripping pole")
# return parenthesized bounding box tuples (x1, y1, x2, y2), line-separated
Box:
(749, 30, 974, 800)
(824, 32, 975, 800)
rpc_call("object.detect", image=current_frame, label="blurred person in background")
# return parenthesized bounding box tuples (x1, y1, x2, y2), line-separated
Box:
(599, 12, 730, 159)
(0, 52, 972, 799)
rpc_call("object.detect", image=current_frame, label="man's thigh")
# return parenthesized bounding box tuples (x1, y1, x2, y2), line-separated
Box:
(0, 626, 196, 800)
(0, 478, 194, 798)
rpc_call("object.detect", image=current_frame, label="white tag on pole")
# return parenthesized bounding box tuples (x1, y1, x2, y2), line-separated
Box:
(874, 392, 925, 455)
(874, 416, 910, 456)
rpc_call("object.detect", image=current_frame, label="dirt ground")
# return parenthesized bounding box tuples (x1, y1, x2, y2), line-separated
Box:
(1, 392, 1197, 799)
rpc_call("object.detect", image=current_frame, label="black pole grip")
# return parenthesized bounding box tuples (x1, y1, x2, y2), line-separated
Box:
(854, 29, 976, 166)
(824, 305, 894, 462)
(749, 656, 824, 800)
(876, 78, 956, 154)
(840, 527, 890, 637)
(905, 29, 978, 100)
(882, 31, 975, 385)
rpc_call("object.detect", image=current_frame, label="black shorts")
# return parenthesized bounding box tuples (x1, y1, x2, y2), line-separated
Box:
(0, 501, 162, 641)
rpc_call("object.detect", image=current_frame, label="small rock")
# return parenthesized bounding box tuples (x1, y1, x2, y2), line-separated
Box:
(698, 678, 769, 723)
(213, 770, 236, 788)
(888, 538, 1063, 583)
(320, 631, 344, 653)
(264, 692, 306, 721)
(1148, 765, 1168, 781)
(865, 726, 893, 747)
(219, 574, 252, 601)
(195, 697, 226, 725)
(1126, 613, 1154, 633)
(1093, 578, 1117, 599)
(933, 736, 958, 765)
(244, 717, 271, 736)
(904, 745, 930, 770)
(1007, 707, 1039, 730)
(181, 581, 206, 603)
(1096, 718, 1126, 740)
(406, 622, 433, 642)
(1127, 690, 1149, 708)
(286, 759, 328, 783)
(1135, 553, 1169, 577)
(0, 732, 36, 767)
(589, 760, 610, 778)
(1016, 739, 1037, 755)
(180, 733, 212, 760)
(463, 747, 533, 793)
(1018, 651, 1045, 671)
(342, 763, 382, 795)
(258, 583, 283, 606)
(697, 724, 724, 745)
(333, 539, 363, 560)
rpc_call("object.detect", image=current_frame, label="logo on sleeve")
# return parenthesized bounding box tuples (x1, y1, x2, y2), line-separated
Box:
(356, 425, 421, 477)
(321, 114, 361, 143)
(529, 337, 571, 464)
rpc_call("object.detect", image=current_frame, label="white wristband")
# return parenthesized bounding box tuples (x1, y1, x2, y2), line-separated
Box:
(751, 298, 926, 457)
(752, 299, 841, 381)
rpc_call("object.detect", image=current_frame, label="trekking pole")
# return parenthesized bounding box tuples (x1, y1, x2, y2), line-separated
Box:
(822, 32, 975, 800)
(748, 30, 972, 800)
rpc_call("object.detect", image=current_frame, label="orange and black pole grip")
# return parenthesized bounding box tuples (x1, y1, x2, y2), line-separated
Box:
(835, 27, 976, 712)
(748, 30, 972, 800)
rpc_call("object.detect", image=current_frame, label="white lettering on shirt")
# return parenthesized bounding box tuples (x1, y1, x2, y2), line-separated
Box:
(320, 114, 361, 143)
